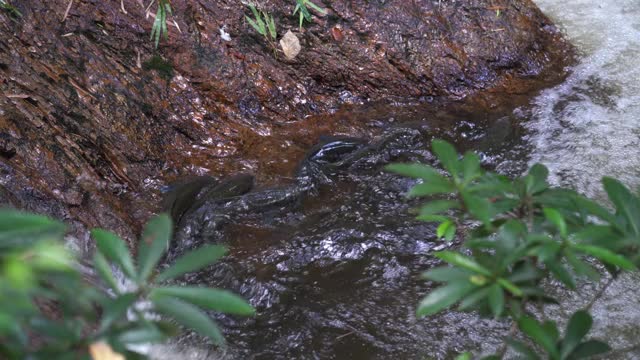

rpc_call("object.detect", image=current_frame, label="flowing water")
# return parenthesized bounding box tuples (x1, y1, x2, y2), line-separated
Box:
(151, 0, 640, 358)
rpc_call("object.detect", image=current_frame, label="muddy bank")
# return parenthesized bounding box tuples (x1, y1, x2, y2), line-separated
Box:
(0, 0, 572, 245)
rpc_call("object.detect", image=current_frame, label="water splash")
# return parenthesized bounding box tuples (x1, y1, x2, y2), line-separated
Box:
(527, 0, 640, 198)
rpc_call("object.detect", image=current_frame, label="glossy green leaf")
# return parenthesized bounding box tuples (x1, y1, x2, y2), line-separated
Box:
(496, 277, 523, 297)
(526, 164, 549, 194)
(603, 177, 640, 235)
(544, 208, 567, 238)
(435, 251, 492, 276)
(458, 286, 490, 310)
(518, 316, 560, 359)
(487, 283, 504, 317)
(546, 260, 576, 290)
(462, 152, 481, 183)
(436, 220, 456, 241)
(386, 163, 443, 181)
(508, 263, 543, 284)
(432, 139, 460, 178)
(421, 267, 472, 282)
(156, 245, 227, 283)
(117, 325, 168, 344)
(408, 182, 456, 197)
(455, 352, 472, 360)
(567, 340, 610, 359)
(506, 338, 541, 360)
(151, 295, 224, 345)
(418, 200, 460, 216)
(416, 280, 476, 317)
(92, 229, 136, 279)
(573, 244, 635, 270)
(564, 250, 600, 281)
(137, 214, 172, 282)
(99, 293, 138, 332)
(461, 192, 492, 226)
(151, 287, 255, 316)
(305, 0, 327, 14)
(416, 214, 450, 223)
(561, 310, 592, 359)
(0, 210, 66, 248)
(93, 251, 120, 293)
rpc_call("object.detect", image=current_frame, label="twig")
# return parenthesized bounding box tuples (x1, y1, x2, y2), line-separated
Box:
(120, 0, 127, 14)
(586, 275, 616, 311)
(62, 0, 73, 22)
(496, 321, 518, 357)
(335, 331, 354, 340)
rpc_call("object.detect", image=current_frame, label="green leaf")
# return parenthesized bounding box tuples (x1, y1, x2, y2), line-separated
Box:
(92, 229, 136, 280)
(561, 310, 592, 359)
(570, 196, 615, 223)
(536, 242, 562, 263)
(431, 139, 460, 178)
(564, 249, 600, 281)
(156, 245, 227, 283)
(462, 152, 481, 184)
(0, 210, 66, 248)
(418, 200, 459, 216)
(151, 295, 224, 345)
(461, 192, 492, 226)
(386, 164, 454, 195)
(508, 262, 543, 283)
(546, 260, 576, 290)
(29, 318, 77, 341)
(455, 352, 472, 360)
(137, 214, 172, 282)
(518, 316, 560, 359)
(117, 325, 168, 344)
(267, 14, 276, 39)
(603, 177, 640, 236)
(150, 287, 255, 316)
(496, 277, 523, 296)
(435, 251, 492, 276)
(544, 208, 568, 238)
(567, 340, 610, 359)
(99, 293, 138, 332)
(506, 338, 541, 360)
(415, 214, 450, 223)
(245, 15, 262, 34)
(526, 164, 549, 194)
(93, 251, 121, 293)
(487, 283, 504, 317)
(436, 220, 456, 241)
(416, 280, 476, 317)
(572, 244, 635, 270)
(385, 163, 442, 180)
(421, 267, 472, 282)
(458, 286, 490, 310)
(305, 0, 327, 14)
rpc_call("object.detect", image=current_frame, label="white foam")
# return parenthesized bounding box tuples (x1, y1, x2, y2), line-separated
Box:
(527, 0, 640, 198)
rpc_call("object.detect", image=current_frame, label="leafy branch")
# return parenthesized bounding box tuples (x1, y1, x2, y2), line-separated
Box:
(387, 139, 640, 359)
(0, 211, 254, 359)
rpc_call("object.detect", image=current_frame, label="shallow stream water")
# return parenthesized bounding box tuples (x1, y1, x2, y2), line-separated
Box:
(151, 0, 640, 358)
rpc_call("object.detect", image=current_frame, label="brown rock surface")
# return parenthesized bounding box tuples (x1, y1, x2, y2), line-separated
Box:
(0, 0, 573, 247)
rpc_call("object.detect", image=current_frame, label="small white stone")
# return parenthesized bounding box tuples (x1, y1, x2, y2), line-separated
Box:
(220, 26, 231, 41)
(280, 30, 301, 60)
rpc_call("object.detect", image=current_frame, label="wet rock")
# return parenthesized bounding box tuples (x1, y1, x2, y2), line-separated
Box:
(0, 0, 573, 249)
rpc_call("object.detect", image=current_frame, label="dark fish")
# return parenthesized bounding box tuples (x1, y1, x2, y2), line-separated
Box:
(307, 136, 367, 164)
(161, 176, 218, 228)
